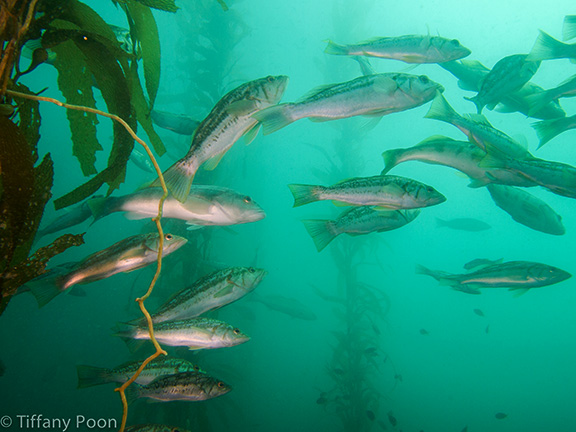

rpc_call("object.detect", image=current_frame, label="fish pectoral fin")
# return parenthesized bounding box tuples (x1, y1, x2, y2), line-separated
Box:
(243, 123, 261, 145)
(203, 152, 226, 171)
(226, 99, 259, 116)
(184, 196, 213, 214)
(188, 345, 203, 350)
(226, 278, 242, 288)
(508, 287, 531, 297)
(373, 206, 396, 211)
(214, 285, 234, 298)
(186, 223, 205, 231)
(373, 75, 399, 93)
(124, 212, 152, 220)
(452, 285, 481, 295)
(331, 200, 353, 207)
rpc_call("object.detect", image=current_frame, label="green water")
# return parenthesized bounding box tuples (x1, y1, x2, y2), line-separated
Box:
(2, 1, 576, 431)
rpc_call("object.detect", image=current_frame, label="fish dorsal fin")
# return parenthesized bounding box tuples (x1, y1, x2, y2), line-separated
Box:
(226, 99, 259, 116)
(460, 59, 490, 71)
(243, 123, 261, 145)
(457, 80, 479, 91)
(203, 152, 226, 171)
(416, 134, 456, 146)
(297, 84, 336, 102)
(463, 258, 503, 270)
(356, 36, 388, 45)
(464, 113, 493, 126)
(334, 177, 357, 185)
(511, 134, 529, 149)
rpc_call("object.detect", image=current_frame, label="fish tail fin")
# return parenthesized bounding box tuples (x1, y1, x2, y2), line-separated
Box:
(416, 264, 454, 285)
(563, 15, 576, 41)
(113, 323, 145, 353)
(287, 184, 321, 207)
(302, 219, 338, 252)
(381, 149, 400, 174)
(76, 365, 111, 389)
(532, 117, 573, 148)
(424, 93, 459, 123)
(324, 40, 350, 56)
(463, 95, 484, 114)
(529, 30, 574, 60)
(26, 269, 68, 308)
(435, 217, 447, 228)
(252, 104, 295, 135)
(525, 90, 553, 116)
(87, 197, 114, 223)
(124, 382, 144, 405)
(151, 160, 195, 203)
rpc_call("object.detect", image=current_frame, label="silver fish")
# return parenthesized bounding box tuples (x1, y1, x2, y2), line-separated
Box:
(126, 370, 231, 403)
(381, 135, 537, 188)
(76, 357, 200, 388)
(465, 54, 540, 113)
(25, 233, 187, 307)
(253, 73, 443, 135)
(150, 109, 200, 135)
(151, 267, 267, 323)
(89, 186, 265, 228)
(425, 93, 534, 160)
(36, 195, 102, 239)
(487, 184, 564, 235)
(288, 175, 446, 209)
(417, 261, 571, 294)
(440, 60, 565, 120)
(303, 207, 420, 252)
(251, 293, 317, 320)
(154, 75, 289, 202)
(325, 35, 471, 63)
(118, 317, 250, 350)
(464, 259, 503, 271)
(130, 147, 155, 173)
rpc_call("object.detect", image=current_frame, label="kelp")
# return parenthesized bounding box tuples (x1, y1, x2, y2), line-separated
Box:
(114, 0, 179, 13)
(29, 0, 167, 209)
(0, 113, 83, 316)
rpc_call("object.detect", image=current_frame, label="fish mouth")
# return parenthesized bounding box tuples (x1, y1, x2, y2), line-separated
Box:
(271, 75, 290, 103)
(435, 85, 445, 94)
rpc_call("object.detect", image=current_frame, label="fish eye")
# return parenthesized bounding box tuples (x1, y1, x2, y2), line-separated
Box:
(217, 381, 226, 388)
(267, 76, 274, 83)
(243, 196, 252, 203)
(193, 365, 200, 371)
(419, 75, 430, 84)
(172, 429, 180, 432)
(233, 328, 241, 334)
(165, 234, 173, 241)
(248, 267, 255, 273)
(451, 39, 460, 46)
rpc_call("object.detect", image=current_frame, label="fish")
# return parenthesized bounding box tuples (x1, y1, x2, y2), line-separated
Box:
(480, 153, 576, 199)
(117, 317, 250, 350)
(532, 114, 576, 148)
(130, 147, 155, 173)
(253, 73, 443, 135)
(36, 195, 102, 239)
(436, 217, 491, 232)
(495, 412, 508, 420)
(288, 175, 445, 209)
(485, 325, 490, 334)
(381, 135, 537, 188)
(366, 410, 376, 421)
(250, 293, 317, 320)
(473, 308, 484, 317)
(419, 329, 429, 335)
(302, 207, 420, 252)
(464, 258, 503, 270)
(125, 425, 190, 432)
(564, 15, 576, 40)
(324, 35, 471, 63)
(150, 267, 267, 323)
(425, 93, 534, 160)
(25, 233, 187, 307)
(416, 260, 571, 295)
(487, 184, 565, 235)
(154, 75, 289, 202)
(527, 30, 576, 61)
(387, 411, 397, 427)
(353, 56, 376, 76)
(125, 370, 231, 403)
(465, 54, 540, 113)
(150, 109, 200, 135)
(525, 74, 576, 115)
(89, 186, 265, 228)
(76, 357, 200, 388)
(440, 60, 565, 120)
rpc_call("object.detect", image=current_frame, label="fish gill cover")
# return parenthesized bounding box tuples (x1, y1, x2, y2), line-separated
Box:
(1, 1, 576, 432)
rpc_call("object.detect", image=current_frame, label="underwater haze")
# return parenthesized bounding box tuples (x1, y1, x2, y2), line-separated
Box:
(2, 1, 576, 431)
